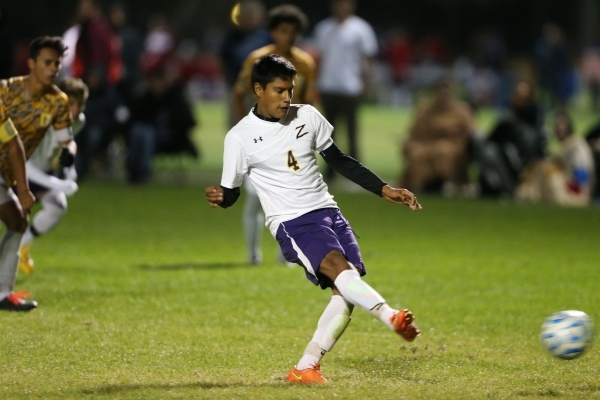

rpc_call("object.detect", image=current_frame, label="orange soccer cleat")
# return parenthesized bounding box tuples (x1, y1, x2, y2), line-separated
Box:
(285, 363, 327, 384)
(390, 309, 420, 342)
(0, 291, 37, 312)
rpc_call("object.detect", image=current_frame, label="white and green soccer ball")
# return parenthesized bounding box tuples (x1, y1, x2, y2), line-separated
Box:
(540, 310, 594, 360)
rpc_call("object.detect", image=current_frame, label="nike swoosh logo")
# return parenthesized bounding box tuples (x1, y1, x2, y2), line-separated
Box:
(292, 372, 302, 381)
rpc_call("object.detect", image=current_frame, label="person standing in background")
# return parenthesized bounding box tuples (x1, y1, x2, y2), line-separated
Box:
(314, 0, 378, 181)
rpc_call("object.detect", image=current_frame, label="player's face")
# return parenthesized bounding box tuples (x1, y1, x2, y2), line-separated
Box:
(28, 48, 62, 87)
(270, 22, 299, 51)
(68, 98, 83, 119)
(255, 77, 295, 119)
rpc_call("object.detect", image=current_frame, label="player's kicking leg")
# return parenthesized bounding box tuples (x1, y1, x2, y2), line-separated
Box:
(0, 188, 37, 311)
(19, 189, 67, 274)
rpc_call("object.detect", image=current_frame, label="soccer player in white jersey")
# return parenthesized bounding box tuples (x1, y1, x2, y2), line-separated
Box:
(205, 54, 422, 384)
(19, 77, 88, 274)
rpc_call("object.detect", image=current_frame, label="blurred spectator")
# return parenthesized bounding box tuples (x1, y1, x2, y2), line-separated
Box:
(74, 66, 120, 179)
(534, 23, 572, 107)
(74, 0, 122, 86)
(382, 28, 413, 106)
(140, 13, 176, 76)
(516, 111, 594, 206)
(477, 81, 545, 197)
(399, 79, 476, 195)
(315, 0, 378, 180)
(109, 1, 143, 95)
(0, 6, 15, 79)
(220, 0, 271, 128)
(126, 67, 198, 184)
(584, 120, 600, 202)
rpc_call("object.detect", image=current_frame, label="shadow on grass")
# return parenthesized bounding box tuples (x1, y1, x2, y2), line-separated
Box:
(81, 380, 290, 395)
(140, 262, 250, 271)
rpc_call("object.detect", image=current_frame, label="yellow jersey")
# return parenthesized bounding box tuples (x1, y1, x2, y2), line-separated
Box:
(0, 76, 72, 184)
(235, 45, 316, 105)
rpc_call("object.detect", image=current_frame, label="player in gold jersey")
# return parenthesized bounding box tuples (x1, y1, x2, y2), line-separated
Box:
(233, 4, 316, 265)
(0, 36, 74, 311)
(233, 5, 315, 121)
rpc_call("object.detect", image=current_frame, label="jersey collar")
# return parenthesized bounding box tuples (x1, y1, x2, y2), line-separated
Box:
(252, 105, 280, 122)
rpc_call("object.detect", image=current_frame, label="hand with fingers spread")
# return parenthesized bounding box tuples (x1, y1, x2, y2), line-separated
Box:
(205, 185, 224, 208)
(382, 185, 422, 211)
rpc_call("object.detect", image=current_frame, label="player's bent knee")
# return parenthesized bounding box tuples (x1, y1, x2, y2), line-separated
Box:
(319, 250, 353, 282)
(44, 190, 68, 212)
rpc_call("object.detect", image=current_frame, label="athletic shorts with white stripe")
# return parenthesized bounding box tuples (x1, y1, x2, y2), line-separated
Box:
(275, 208, 366, 289)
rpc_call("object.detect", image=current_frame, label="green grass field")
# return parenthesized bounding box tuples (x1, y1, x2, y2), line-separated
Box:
(1, 102, 600, 399)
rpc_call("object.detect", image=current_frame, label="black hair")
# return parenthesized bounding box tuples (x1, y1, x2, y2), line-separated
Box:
(251, 54, 297, 92)
(57, 77, 89, 105)
(28, 36, 67, 60)
(267, 4, 308, 33)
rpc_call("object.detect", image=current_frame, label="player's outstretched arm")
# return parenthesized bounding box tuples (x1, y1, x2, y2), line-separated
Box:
(382, 185, 422, 211)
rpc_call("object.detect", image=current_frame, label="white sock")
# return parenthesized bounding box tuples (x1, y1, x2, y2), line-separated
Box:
(334, 269, 398, 330)
(297, 295, 353, 370)
(21, 190, 67, 248)
(0, 230, 24, 293)
(34, 190, 67, 234)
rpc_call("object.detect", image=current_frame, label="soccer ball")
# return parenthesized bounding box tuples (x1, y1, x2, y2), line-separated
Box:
(540, 310, 594, 360)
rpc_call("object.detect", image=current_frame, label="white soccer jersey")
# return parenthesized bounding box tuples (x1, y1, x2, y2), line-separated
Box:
(221, 105, 338, 236)
(28, 113, 85, 172)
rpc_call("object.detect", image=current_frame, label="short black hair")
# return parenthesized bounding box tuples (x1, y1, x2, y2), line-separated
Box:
(29, 36, 68, 60)
(267, 4, 308, 33)
(251, 54, 297, 92)
(57, 77, 89, 106)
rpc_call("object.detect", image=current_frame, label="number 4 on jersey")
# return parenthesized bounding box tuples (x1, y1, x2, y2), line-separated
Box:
(287, 150, 301, 171)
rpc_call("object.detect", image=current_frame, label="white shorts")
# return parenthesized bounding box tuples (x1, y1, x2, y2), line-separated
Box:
(0, 176, 19, 206)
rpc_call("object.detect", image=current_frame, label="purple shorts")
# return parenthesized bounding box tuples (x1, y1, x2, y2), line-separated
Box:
(275, 208, 366, 289)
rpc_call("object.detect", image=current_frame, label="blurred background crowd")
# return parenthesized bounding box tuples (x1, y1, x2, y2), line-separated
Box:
(1, 0, 600, 206)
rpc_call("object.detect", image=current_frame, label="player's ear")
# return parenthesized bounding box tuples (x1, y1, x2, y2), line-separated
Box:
(253, 82, 264, 98)
(27, 58, 35, 71)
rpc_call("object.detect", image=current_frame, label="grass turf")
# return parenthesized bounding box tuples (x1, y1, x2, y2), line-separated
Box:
(1, 101, 599, 399)
(1, 183, 599, 399)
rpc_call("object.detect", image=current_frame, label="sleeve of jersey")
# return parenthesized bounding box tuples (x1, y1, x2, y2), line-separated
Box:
(0, 117, 17, 144)
(53, 126, 73, 143)
(320, 142, 386, 196)
(310, 108, 335, 152)
(220, 133, 247, 190)
(360, 22, 379, 57)
(52, 95, 74, 131)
